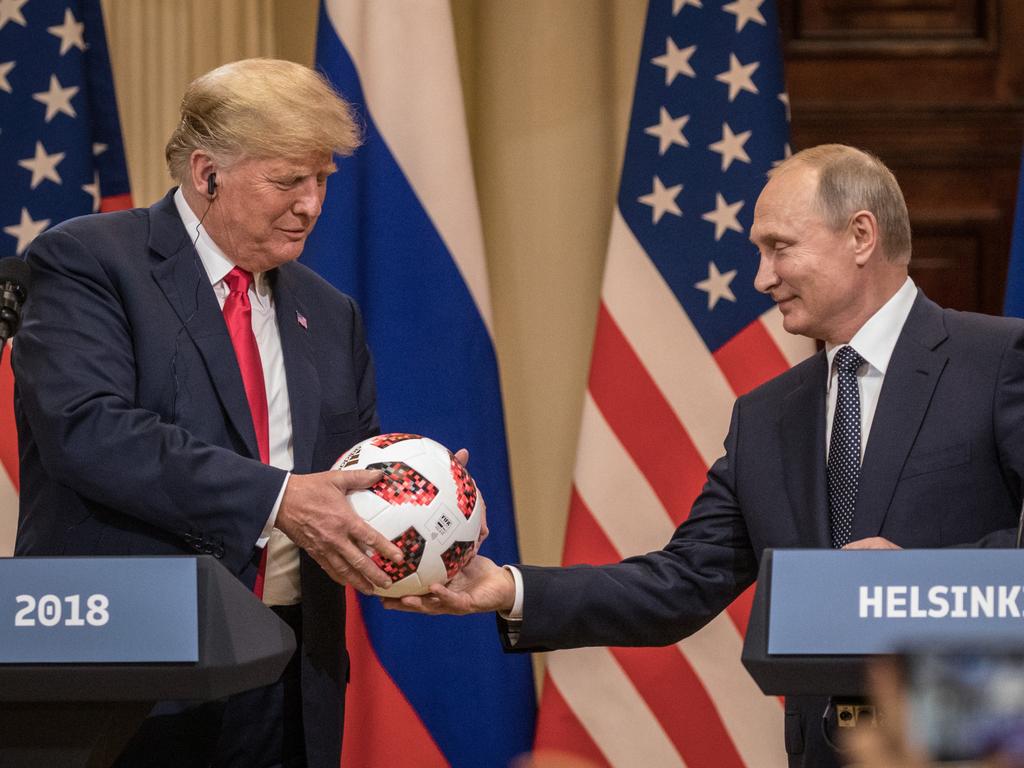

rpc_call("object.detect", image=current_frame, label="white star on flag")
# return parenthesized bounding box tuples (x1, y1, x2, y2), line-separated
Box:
(0, 60, 13, 93)
(638, 176, 683, 224)
(645, 107, 690, 155)
(33, 74, 79, 122)
(48, 8, 87, 56)
(0, 0, 28, 32)
(83, 172, 101, 212)
(93, 143, 108, 156)
(695, 261, 738, 310)
(651, 38, 697, 86)
(18, 141, 66, 189)
(778, 92, 791, 122)
(715, 53, 759, 102)
(723, 0, 767, 32)
(709, 122, 752, 171)
(701, 193, 745, 241)
(672, 0, 703, 12)
(4, 208, 50, 255)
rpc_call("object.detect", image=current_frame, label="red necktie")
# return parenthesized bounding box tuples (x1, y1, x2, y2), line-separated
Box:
(222, 267, 270, 597)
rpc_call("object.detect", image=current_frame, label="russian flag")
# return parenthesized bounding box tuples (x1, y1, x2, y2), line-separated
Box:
(303, 3, 537, 766)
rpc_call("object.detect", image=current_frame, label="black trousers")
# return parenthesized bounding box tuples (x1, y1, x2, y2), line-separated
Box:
(114, 604, 306, 768)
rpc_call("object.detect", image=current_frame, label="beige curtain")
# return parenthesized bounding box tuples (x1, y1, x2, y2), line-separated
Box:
(100, 0, 645, 574)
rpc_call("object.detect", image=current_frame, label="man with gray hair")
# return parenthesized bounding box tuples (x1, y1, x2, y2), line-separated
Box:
(14, 58, 402, 767)
(387, 144, 1024, 767)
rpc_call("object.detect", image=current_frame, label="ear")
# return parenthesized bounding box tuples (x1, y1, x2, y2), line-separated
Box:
(187, 150, 217, 199)
(849, 210, 879, 266)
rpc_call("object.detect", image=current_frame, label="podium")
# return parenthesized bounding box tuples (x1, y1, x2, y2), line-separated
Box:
(0, 556, 296, 768)
(742, 548, 1024, 697)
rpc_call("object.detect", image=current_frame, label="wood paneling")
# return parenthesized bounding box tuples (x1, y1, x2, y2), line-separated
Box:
(779, 0, 1024, 314)
(784, 0, 995, 55)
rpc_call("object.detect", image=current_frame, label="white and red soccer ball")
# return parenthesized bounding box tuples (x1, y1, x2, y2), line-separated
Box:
(332, 433, 484, 597)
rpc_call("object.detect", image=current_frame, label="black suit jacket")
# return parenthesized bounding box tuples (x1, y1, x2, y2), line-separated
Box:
(511, 293, 1024, 767)
(13, 190, 378, 768)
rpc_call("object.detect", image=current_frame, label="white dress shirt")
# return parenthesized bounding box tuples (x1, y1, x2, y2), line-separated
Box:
(174, 188, 301, 606)
(504, 276, 919, 623)
(825, 276, 918, 460)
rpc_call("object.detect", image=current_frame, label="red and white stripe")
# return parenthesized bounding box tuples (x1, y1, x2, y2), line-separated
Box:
(534, 211, 814, 767)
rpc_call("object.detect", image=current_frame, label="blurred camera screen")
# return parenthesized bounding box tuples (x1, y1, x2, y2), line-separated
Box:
(909, 651, 1024, 762)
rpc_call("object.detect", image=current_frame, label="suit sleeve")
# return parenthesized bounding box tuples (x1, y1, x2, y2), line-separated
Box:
(13, 227, 286, 573)
(511, 401, 759, 651)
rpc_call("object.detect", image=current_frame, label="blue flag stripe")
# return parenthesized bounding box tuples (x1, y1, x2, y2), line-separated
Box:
(1004, 148, 1024, 318)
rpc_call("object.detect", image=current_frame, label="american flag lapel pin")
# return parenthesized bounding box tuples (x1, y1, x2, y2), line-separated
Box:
(296, 310, 308, 329)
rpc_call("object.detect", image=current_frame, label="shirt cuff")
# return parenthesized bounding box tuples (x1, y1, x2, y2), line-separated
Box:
(257, 472, 291, 548)
(499, 564, 524, 620)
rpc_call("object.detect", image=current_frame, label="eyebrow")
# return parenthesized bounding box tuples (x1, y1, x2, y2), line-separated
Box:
(750, 228, 787, 245)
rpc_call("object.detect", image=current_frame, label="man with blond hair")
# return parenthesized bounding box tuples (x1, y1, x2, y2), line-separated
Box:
(388, 144, 1024, 767)
(14, 58, 400, 767)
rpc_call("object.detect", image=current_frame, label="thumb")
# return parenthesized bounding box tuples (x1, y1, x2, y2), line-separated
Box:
(330, 467, 384, 491)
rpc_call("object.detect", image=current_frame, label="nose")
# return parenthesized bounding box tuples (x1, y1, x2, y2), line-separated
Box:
(292, 177, 323, 218)
(753, 252, 777, 295)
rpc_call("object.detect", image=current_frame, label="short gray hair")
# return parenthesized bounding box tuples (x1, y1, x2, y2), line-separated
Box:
(165, 58, 361, 183)
(771, 144, 912, 264)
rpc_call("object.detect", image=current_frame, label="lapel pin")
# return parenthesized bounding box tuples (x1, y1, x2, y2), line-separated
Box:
(296, 310, 308, 330)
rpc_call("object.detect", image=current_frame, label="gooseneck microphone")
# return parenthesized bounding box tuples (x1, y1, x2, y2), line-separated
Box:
(0, 256, 31, 346)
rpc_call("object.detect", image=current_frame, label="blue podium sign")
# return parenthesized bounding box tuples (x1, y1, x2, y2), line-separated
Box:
(768, 550, 1024, 655)
(0, 557, 198, 663)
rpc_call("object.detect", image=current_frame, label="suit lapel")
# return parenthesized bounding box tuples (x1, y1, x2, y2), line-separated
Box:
(272, 265, 320, 474)
(779, 352, 831, 547)
(148, 191, 262, 461)
(852, 294, 949, 539)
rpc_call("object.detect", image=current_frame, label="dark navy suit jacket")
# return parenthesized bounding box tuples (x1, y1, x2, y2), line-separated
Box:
(13, 190, 378, 768)
(511, 293, 1024, 767)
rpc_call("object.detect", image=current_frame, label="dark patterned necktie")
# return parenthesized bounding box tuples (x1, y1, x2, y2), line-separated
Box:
(828, 345, 865, 548)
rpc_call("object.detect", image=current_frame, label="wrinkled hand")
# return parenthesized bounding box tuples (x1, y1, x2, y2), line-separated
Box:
(275, 469, 403, 594)
(380, 555, 514, 615)
(843, 536, 902, 550)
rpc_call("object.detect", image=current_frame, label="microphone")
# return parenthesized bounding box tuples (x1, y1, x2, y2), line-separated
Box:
(0, 257, 30, 344)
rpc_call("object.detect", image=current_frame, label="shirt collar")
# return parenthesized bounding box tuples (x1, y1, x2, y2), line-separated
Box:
(826, 276, 917, 377)
(173, 187, 270, 301)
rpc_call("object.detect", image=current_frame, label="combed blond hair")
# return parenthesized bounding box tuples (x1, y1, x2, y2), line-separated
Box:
(771, 144, 912, 264)
(165, 58, 361, 183)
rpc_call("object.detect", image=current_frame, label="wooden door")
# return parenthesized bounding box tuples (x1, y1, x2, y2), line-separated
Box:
(779, 0, 1024, 312)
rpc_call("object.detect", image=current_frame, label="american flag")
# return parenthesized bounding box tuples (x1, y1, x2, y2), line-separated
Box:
(533, 1, 813, 766)
(0, 0, 132, 555)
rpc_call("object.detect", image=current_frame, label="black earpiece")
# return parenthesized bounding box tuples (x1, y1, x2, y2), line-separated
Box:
(207, 172, 217, 198)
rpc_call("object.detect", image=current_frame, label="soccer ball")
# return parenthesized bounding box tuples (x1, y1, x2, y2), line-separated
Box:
(332, 433, 484, 597)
